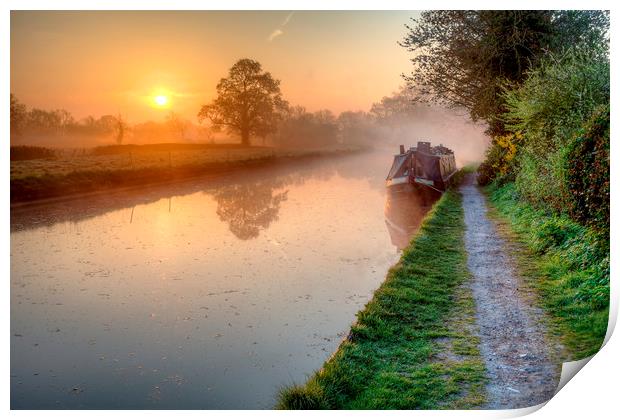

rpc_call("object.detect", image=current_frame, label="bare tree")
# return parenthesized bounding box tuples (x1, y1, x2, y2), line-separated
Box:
(114, 113, 128, 145)
(166, 111, 189, 140)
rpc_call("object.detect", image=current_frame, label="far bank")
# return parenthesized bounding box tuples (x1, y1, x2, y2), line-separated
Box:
(10, 144, 363, 204)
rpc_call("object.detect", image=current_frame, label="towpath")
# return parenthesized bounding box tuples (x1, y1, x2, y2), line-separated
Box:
(460, 174, 561, 409)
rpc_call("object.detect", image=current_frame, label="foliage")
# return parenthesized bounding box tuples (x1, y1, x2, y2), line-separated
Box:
(197, 59, 288, 146)
(550, 10, 611, 54)
(369, 87, 427, 124)
(477, 132, 521, 186)
(564, 105, 609, 237)
(400, 10, 609, 135)
(278, 189, 486, 409)
(487, 182, 609, 358)
(273, 106, 339, 149)
(501, 46, 609, 212)
(10, 145, 56, 161)
(9, 93, 134, 143)
(337, 111, 378, 148)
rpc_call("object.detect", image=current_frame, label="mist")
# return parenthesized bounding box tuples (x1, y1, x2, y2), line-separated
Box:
(373, 106, 489, 167)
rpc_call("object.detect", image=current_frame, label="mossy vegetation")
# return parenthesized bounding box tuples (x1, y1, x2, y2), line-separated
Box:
(484, 182, 609, 359)
(277, 188, 486, 409)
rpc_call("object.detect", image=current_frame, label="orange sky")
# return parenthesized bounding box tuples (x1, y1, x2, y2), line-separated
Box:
(10, 11, 419, 124)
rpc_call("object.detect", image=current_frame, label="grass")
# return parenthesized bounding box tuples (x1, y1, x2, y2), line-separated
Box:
(484, 181, 609, 359)
(10, 146, 277, 180)
(277, 187, 486, 409)
(10, 145, 359, 202)
(10, 145, 56, 161)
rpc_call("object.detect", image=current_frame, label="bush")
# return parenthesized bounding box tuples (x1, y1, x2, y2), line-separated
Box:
(500, 46, 609, 212)
(477, 132, 520, 186)
(564, 105, 609, 237)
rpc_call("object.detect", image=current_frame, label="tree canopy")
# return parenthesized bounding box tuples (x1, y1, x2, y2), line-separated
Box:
(400, 10, 609, 135)
(198, 58, 288, 146)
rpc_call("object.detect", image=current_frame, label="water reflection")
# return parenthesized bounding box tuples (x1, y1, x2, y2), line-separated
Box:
(214, 183, 289, 240)
(11, 153, 353, 235)
(384, 187, 441, 250)
(11, 151, 438, 409)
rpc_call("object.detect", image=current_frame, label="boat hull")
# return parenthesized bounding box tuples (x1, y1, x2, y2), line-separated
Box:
(385, 144, 457, 192)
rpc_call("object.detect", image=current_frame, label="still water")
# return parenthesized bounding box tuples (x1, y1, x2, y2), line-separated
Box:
(11, 152, 438, 409)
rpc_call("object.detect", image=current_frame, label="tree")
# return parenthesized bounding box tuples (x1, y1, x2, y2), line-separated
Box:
(369, 87, 427, 124)
(400, 10, 609, 135)
(10, 94, 27, 136)
(198, 58, 288, 146)
(273, 107, 340, 149)
(27, 108, 62, 132)
(550, 10, 610, 56)
(337, 111, 376, 146)
(55, 109, 75, 136)
(166, 111, 189, 140)
(114, 113, 128, 145)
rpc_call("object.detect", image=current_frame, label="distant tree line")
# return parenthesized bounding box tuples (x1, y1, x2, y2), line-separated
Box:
(12, 58, 444, 150)
(11, 95, 120, 139)
(10, 95, 205, 145)
(196, 58, 453, 150)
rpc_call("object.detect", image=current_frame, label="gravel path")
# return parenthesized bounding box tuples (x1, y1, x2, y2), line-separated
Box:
(460, 174, 561, 409)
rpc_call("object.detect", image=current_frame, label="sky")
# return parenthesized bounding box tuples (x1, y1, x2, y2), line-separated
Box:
(11, 11, 419, 124)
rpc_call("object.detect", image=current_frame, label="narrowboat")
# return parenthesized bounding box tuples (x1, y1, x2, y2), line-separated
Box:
(386, 141, 457, 192)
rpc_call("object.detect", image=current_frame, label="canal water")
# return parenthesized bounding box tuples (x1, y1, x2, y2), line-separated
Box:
(10, 151, 439, 409)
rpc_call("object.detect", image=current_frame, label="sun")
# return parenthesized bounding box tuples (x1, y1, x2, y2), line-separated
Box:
(154, 95, 169, 107)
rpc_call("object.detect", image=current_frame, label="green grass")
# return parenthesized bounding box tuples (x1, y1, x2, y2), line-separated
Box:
(277, 188, 486, 409)
(484, 181, 609, 359)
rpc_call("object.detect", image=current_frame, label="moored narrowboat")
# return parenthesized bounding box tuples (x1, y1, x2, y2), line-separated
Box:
(386, 142, 457, 192)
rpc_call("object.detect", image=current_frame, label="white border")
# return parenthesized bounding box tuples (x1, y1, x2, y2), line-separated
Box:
(3, 1, 618, 419)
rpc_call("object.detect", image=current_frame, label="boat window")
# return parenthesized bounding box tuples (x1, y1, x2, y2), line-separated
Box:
(386, 155, 408, 180)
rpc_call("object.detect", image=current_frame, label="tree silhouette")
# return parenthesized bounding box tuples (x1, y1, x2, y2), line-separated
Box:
(114, 113, 128, 145)
(198, 58, 288, 146)
(166, 111, 189, 140)
(10, 94, 27, 136)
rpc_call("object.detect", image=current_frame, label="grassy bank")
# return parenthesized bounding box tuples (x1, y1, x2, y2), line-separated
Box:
(484, 182, 609, 359)
(10, 146, 359, 203)
(277, 188, 486, 409)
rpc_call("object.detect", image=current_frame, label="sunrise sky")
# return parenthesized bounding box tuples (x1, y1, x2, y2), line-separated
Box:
(11, 11, 419, 123)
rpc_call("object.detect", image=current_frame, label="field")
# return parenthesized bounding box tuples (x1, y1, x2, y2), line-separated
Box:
(10, 144, 277, 180)
(10, 143, 359, 203)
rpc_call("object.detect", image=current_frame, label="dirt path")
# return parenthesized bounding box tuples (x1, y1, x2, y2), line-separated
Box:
(460, 174, 560, 409)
